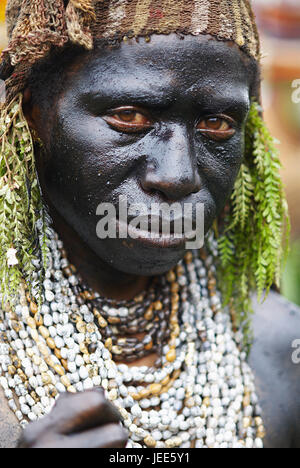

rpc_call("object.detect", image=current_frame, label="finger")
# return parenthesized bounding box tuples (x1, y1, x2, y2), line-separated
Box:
(19, 388, 122, 446)
(32, 424, 128, 449)
(53, 389, 122, 434)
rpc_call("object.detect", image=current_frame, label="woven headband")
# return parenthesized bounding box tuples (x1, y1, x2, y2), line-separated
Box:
(1, 0, 260, 104)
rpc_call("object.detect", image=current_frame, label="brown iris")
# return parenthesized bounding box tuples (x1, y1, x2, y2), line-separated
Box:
(103, 107, 152, 133)
(196, 116, 236, 141)
(104, 107, 236, 140)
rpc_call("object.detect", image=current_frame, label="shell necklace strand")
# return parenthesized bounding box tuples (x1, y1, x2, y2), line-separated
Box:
(0, 230, 265, 448)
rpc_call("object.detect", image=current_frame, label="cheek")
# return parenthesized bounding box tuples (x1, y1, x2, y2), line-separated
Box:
(197, 138, 244, 211)
(40, 107, 143, 227)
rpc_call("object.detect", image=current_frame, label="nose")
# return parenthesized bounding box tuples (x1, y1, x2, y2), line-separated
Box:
(141, 124, 201, 201)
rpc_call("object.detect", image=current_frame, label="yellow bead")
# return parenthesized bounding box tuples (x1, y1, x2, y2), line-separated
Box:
(144, 436, 157, 448)
(39, 326, 50, 339)
(39, 362, 48, 373)
(8, 365, 16, 376)
(61, 359, 69, 371)
(172, 293, 179, 303)
(27, 317, 36, 329)
(79, 343, 88, 354)
(86, 323, 96, 334)
(54, 348, 62, 360)
(108, 389, 118, 401)
(165, 437, 181, 448)
(185, 251, 193, 263)
(144, 339, 153, 351)
(32, 355, 41, 366)
(76, 320, 86, 333)
(41, 372, 52, 385)
(30, 301, 38, 315)
(45, 356, 55, 367)
(154, 301, 163, 311)
(171, 282, 179, 293)
(203, 397, 210, 407)
(30, 329, 39, 341)
(98, 317, 108, 328)
(54, 364, 65, 377)
(243, 417, 251, 429)
(61, 375, 71, 388)
(105, 338, 113, 351)
(83, 354, 90, 364)
(108, 317, 121, 325)
(132, 388, 150, 400)
(46, 337, 56, 349)
(149, 383, 162, 395)
(185, 397, 195, 408)
(111, 345, 122, 355)
(166, 348, 176, 363)
(161, 376, 170, 386)
(255, 417, 263, 427)
(38, 342, 50, 358)
(144, 307, 153, 321)
(257, 425, 266, 439)
(11, 321, 21, 332)
(166, 271, 176, 283)
(35, 313, 43, 327)
(27, 348, 34, 357)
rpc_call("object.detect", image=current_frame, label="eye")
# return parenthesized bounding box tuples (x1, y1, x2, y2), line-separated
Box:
(103, 107, 153, 133)
(196, 116, 236, 141)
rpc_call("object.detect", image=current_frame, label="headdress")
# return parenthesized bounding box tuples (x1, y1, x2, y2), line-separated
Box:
(0, 1, 289, 346)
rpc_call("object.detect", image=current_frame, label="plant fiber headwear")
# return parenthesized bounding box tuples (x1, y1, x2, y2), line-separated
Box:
(0, 1, 289, 346)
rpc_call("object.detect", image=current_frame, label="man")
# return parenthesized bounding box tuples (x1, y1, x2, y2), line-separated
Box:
(0, 0, 299, 448)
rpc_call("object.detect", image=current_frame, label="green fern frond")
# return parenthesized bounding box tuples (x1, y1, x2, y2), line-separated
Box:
(217, 101, 290, 349)
(0, 94, 50, 308)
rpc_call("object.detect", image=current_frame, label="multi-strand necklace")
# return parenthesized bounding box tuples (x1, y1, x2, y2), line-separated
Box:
(0, 229, 265, 448)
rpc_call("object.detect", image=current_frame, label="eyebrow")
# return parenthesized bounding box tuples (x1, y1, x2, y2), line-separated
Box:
(81, 81, 250, 116)
(185, 82, 251, 113)
(81, 84, 175, 110)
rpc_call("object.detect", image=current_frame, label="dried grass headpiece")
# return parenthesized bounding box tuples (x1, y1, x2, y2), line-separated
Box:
(0, 1, 289, 347)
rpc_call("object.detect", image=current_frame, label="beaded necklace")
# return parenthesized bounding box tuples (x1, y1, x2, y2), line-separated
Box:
(0, 229, 265, 448)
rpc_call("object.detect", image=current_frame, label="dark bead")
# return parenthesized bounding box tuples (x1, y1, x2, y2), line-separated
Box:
(139, 320, 148, 330)
(76, 295, 85, 306)
(88, 343, 98, 354)
(142, 335, 152, 345)
(108, 379, 118, 389)
(26, 384, 34, 394)
(126, 355, 137, 363)
(135, 343, 144, 352)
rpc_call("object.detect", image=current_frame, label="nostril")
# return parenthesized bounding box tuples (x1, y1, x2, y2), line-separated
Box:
(141, 172, 201, 202)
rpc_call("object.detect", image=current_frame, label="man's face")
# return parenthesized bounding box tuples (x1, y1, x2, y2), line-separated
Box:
(34, 34, 254, 276)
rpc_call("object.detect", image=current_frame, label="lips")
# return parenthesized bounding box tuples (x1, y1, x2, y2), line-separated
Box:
(116, 215, 197, 249)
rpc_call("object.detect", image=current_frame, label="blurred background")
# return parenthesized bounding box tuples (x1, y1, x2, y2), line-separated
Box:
(0, 0, 299, 305)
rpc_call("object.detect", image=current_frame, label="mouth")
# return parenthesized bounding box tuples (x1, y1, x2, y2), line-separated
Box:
(116, 216, 197, 249)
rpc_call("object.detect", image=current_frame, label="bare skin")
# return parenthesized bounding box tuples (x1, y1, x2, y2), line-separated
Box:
(0, 35, 299, 448)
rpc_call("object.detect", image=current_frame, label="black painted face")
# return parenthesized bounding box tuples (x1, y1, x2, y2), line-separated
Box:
(33, 34, 254, 276)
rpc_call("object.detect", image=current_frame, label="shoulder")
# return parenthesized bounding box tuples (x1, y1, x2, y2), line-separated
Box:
(0, 386, 22, 448)
(252, 290, 300, 346)
(249, 291, 300, 448)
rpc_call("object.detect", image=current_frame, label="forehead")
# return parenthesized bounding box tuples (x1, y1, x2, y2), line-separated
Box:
(64, 34, 255, 104)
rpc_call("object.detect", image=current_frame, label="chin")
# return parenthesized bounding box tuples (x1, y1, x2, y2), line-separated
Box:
(96, 237, 188, 276)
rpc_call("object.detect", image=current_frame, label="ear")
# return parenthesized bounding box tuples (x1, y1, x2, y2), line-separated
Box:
(22, 87, 41, 133)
